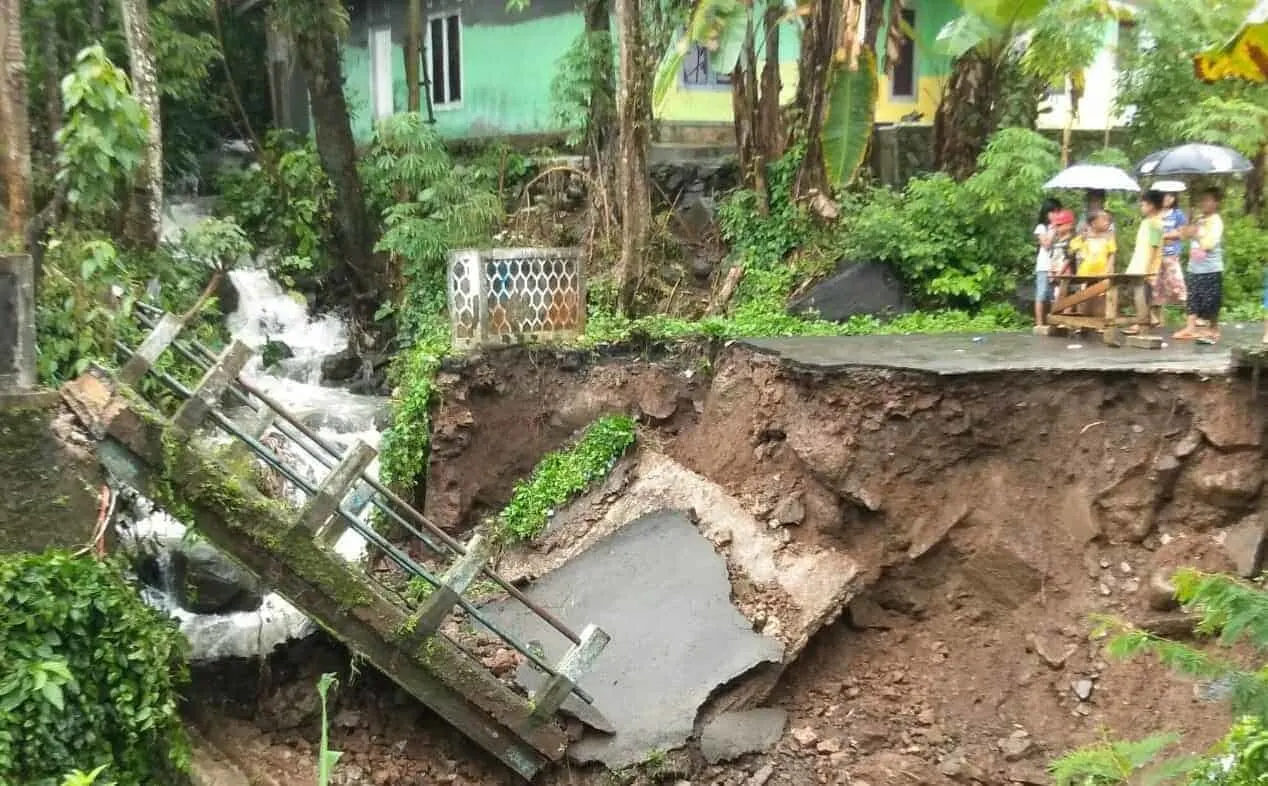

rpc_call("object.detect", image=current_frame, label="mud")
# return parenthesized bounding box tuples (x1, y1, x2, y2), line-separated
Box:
(190, 345, 1264, 785)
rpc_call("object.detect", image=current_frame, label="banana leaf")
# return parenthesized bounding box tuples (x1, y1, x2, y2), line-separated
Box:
(822, 49, 879, 189)
(652, 38, 690, 113)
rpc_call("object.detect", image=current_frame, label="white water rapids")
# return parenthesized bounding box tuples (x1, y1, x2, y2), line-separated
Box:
(116, 201, 389, 662)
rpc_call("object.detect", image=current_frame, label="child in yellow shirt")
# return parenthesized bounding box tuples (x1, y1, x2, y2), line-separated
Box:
(1070, 211, 1116, 277)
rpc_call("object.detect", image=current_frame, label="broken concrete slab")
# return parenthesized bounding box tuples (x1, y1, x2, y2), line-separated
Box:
(699, 709, 788, 764)
(495, 450, 859, 663)
(482, 509, 784, 770)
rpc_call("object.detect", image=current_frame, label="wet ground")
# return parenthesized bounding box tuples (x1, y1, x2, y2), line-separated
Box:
(742, 324, 1264, 376)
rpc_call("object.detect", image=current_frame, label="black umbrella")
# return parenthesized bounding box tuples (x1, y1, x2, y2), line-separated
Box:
(1135, 143, 1254, 177)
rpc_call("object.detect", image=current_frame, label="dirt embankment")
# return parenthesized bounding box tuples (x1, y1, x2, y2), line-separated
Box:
(195, 345, 1265, 786)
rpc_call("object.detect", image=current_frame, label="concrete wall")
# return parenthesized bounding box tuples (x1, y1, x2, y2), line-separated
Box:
(0, 401, 103, 554)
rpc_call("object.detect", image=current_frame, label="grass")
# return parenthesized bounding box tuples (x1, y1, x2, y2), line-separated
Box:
(496, 415, 637, 542)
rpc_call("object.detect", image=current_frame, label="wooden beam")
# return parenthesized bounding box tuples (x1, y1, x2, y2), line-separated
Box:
(119, 313, 184, 385)
(529, 624, 611, 720)
(296, 440, 378, 544)
(405, 534, 495, 646)
(171, 340, 253, 431)
(1050, 280, 1111, 314)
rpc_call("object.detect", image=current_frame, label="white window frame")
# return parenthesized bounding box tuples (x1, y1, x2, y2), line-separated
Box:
(369, 24, 395, 120)
(427, 11, 464, 110)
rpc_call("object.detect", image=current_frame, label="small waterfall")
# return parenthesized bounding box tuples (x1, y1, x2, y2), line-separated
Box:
(116, 201, 390, 662)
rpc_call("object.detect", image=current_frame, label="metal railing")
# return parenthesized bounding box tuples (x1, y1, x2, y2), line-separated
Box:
(116, 304, 606, 709)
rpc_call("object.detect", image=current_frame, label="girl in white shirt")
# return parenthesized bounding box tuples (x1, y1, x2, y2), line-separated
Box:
(1034, 198, 1062, 328)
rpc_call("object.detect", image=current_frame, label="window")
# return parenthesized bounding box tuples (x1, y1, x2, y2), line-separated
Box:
(428, 13, 462, 107)
(369, 25, 394, 119)
(890, 8, 916, 99)
(681, 43, 732, 90)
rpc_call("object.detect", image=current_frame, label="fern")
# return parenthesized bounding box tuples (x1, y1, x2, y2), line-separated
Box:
(1049, 732, 1190, 786)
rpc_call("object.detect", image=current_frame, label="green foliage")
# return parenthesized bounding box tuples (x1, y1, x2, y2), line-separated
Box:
(60, 765, 113, 786)
(1049, 732, 1196, 786)
(36, 236, 131, 384)
(315, 673, 341, 786)
(497, 415, 637, 542)
(0, 552, 189, 786)
(822, 52, 879, 190)
(55, 45, 150, 219)
(1192, 715, 1268, 785)
(217, 131, 337, 286)
(363, 114, 502, 335)
(844, 128, 1060, 307)
(175, 215, 251, 275)
(550, 29, 616, 148)
(1223, 216, 1268, 320)
(377, 317, 451, 489)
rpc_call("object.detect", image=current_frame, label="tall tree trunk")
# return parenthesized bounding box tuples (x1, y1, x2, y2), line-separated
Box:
(0, 0, 31, 245)
(40, 13, 61, 157)
(614, 0, 651, 316)
(1246, 141, 1266, 218)
(583, 0, 617, 239)
(90, 0, 104, 34)
(119, 0, 163, 249)
(291, 25, 383, 299)
(406, 0, 421, 112)
(755, 0, 782, 164)
(933, 50, 999, 179)
(793, 0, 844, 198)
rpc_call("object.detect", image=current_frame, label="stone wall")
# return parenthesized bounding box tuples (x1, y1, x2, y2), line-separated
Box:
(0, 399, 104, 554)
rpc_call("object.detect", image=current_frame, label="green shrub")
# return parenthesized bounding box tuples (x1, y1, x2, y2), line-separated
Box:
(498, 415, 637, 541)
(844, 128, 1060, 308)
(1223, 214, 1268, 320)
(0, 552, 190, 786)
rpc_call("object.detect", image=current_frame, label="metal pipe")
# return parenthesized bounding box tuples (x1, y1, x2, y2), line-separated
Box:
(131, 310, 583, 646)
(113, 343, 593, 703)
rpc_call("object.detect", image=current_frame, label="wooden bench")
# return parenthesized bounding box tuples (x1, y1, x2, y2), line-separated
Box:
(1047, 274, 1160, 348)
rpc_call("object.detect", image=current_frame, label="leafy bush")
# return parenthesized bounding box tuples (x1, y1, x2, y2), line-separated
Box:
(0, 552, 189, 786)
(377, 316, 450, 489)
(362, 114, 501, 336)
(1222, 215, 1268, 320)
(550, 29, 615, 149)
(498, 415, 637, 541)
(216, 130, 336, 287)
(843, 128, 1060, 308)
(55, 45, 149, 223)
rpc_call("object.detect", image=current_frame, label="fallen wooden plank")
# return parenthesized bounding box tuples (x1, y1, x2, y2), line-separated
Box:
(1050, 280, 1111, 313)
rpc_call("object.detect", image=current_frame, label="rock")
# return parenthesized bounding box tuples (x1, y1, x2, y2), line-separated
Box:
(1072, 679, 1095, 701)
(1223, 515, 1268, 578)
(1000, 730, 1035, 761)
(790, 726, 820, 748)
(1174, 429, 1204, 458)
(1196, 388, 1261, 449)
(939, 747, 985, 783)
(961, 546, 1043, 609)
(171, 539, 264, 614)
(261, 340, 293, 367)
(214, 272, 240, 316)
(1148, 569, 1179, 611)
(1030, 633, 1077, 670)
(816, 738, 842, 755)
(787, 261, 911, 323)
(638, 383, 679, 421)
(1185, 451, 1263, 510)
(770, 494, 806, 526)
(851, 752, 938, 784)
(747, 763, 775, 786)
(320, 348, 361, 383)
(699, 709, 787, 764)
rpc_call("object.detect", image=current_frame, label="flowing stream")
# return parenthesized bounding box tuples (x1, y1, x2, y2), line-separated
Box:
(116, 201, 389, 661)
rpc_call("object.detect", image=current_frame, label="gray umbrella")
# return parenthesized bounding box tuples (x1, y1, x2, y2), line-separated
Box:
(1135, 143, 1254, 177)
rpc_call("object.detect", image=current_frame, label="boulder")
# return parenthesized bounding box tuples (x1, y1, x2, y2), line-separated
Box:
(320, 348, 362, 383)
(1223, 515, 1268, 578)
(788, 261, 911, 323)
(699, 709, 787, 764)
(215, 273, 240, 316)
(1184, 450, 1263, 510)
(171, 539, 265, 614)
(261, 340, 293, 368)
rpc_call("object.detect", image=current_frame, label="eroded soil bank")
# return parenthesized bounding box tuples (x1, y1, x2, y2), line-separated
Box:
(190, 344, 1264, 786)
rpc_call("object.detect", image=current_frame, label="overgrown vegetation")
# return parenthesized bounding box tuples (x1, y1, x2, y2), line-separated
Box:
(0, 552, 189, 786)
(1050, 569, 1268, 784)
(496, 415, 637, 542)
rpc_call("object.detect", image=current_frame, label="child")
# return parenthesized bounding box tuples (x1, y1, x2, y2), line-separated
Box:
(1174, 188, 1225, 342)
(1033, 197, 1061, 328)
(1050, 210, 1077, 278)
(1125, 191, 1166, 330)
(1153, 187, 1189, 325)
(1070, 210, 1116, 277)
